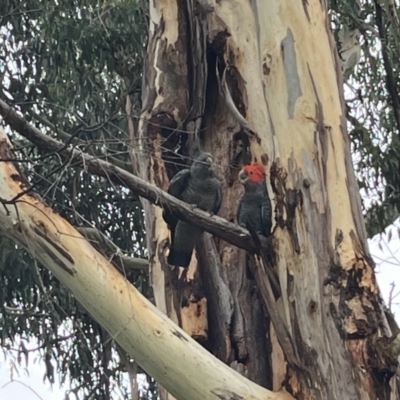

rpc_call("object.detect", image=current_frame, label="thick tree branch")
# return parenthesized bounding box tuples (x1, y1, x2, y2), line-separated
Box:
(0, 99, 265, 254)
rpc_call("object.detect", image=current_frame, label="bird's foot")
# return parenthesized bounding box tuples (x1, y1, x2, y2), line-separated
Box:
(188, 203, 199, 211)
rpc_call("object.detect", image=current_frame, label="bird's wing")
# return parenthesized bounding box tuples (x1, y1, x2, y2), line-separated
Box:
(162, 168, 191, 230)
(213, 180, 223, 214)
(261, 185, 272, 236)
(168, 168, 191, 198)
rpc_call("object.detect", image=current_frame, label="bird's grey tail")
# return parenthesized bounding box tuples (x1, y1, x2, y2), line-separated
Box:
(167, 222, 202, 268)
(167, 250, 193, 268)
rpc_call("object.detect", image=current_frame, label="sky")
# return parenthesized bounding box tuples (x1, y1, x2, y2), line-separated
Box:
(0, 358, 65, 400)
(369, 220, 400, 320)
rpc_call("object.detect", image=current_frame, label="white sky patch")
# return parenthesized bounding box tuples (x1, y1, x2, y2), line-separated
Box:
(369, 218, 400, 321)
(0, 355, 65, 400)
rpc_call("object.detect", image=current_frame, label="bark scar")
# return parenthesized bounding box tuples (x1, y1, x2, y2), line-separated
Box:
(31, 224, 76, 275)
(171, 329, 189, 341)
(211, 389, 244, 400)
(36, 240, 76, 276)
(281, 29, 302, 118)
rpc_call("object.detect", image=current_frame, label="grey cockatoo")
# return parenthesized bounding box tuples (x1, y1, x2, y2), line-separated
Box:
(163, 152, 222, 267)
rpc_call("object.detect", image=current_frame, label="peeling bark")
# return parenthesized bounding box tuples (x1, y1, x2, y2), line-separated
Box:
(137, 0, 399, 399)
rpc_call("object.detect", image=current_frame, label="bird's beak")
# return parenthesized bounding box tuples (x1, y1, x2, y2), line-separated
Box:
(206, 156, 213, 167)
(238, 170, 247, 183)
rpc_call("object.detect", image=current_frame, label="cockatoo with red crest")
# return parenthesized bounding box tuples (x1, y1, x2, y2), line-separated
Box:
(237, 162, 272, 236)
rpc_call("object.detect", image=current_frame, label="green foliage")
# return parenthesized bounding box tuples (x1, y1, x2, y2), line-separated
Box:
(330, 0, 400, 236)
(0, 0, 152, 398)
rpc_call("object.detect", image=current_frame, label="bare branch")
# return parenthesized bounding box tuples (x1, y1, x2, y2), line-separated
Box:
(0, 99, 266, 254)
(4, 305, 48, 317)
(77, 227, 148, 272)
(28, 110, 133, 172)
(1, 380, 44, 400)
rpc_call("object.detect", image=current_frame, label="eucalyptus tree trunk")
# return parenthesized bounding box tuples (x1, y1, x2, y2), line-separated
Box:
(135, 0, 400, 399)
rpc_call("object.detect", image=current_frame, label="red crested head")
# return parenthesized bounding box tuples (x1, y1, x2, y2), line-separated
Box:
(239, 162, 266, 184)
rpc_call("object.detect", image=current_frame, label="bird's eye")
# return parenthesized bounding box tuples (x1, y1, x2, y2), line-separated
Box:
(249, 171, 253, 174)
